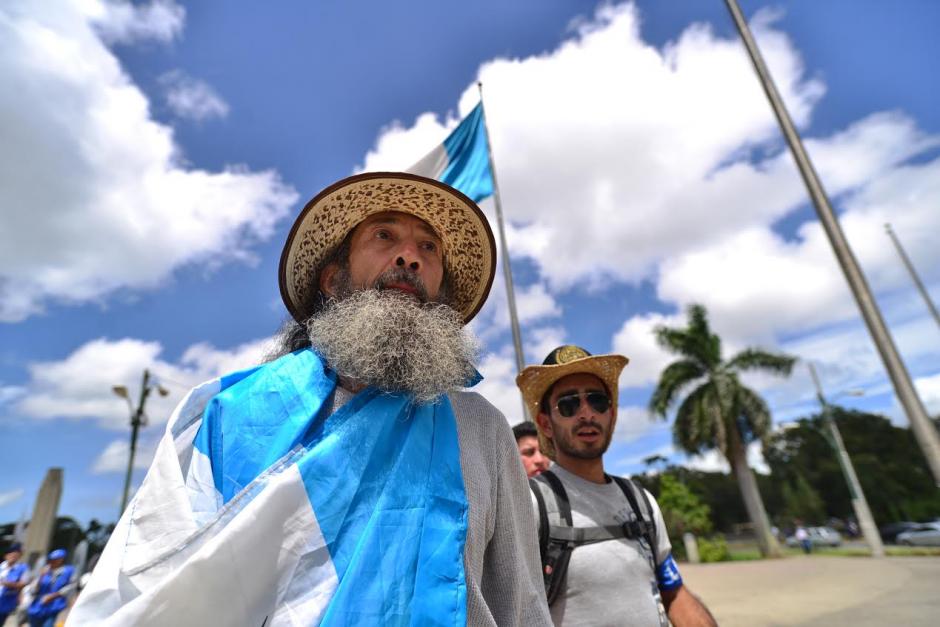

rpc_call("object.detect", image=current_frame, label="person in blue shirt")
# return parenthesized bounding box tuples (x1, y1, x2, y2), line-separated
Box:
(27, 549, 75, 627)
(0, 543, 31, 625)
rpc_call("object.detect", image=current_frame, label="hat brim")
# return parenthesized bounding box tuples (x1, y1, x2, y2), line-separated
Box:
(515, 354, 629, 459)
(279, 172, 497, 325)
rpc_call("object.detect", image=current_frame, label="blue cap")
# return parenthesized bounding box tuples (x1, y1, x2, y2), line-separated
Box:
(48, 549, 66, 561)
(7, 543, 22, 553)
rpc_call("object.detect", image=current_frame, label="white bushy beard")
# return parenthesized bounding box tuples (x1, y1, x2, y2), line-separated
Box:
(306, 288, 479, 404)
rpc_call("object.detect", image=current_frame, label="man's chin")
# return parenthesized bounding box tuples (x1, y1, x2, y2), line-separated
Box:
(559, 445, 605, 461)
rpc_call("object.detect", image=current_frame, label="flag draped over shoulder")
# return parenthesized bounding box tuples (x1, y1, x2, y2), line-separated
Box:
(408, 102, 494, 203)
(69, 349, 469, 627)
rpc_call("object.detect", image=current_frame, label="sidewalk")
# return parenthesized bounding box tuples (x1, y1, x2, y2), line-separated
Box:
(682, 555, 940, 626)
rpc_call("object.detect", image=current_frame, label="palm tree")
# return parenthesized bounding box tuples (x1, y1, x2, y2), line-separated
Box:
(649, 304, 795, 557)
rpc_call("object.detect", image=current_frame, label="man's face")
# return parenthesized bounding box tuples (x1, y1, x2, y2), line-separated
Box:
(537, 372, 615, 462)
(321, 211, 444, 302)
(516, 435, 550, 478)
(4, 549, 20, 564)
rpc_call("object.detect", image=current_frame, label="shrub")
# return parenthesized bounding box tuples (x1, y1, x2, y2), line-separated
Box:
(698, 534, 731, 563)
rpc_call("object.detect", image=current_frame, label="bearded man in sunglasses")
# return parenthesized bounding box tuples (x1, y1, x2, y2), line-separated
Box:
(517, 345, 716, 627)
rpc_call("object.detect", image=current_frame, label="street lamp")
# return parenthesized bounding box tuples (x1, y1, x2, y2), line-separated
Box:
(113, 370, 169, 516)
(807, 363, 884, 557)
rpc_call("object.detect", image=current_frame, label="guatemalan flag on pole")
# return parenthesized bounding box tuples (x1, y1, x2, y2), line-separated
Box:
(407, 102, 494, 203)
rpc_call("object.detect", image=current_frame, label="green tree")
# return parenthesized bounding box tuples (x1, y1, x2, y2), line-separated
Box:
(781, 473, 825, 525)
(764, 408, 940, 524)
(649, 304, 795, 557)
(657, 474, 713, 540)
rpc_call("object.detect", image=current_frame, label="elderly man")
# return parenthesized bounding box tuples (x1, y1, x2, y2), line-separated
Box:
(71, 173, 550, 626)
(517, 346, 716, 627)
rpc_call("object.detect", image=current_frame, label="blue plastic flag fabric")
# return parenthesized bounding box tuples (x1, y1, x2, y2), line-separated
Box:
(193, 349, 469, 625)
(407, 102, 494, 203)
(69, 349, 469, 626)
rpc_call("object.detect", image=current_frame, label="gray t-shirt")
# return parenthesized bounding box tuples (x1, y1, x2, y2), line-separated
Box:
(533, 465, 672, 626)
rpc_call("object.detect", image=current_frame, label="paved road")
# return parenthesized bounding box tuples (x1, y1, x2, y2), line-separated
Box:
(682, 555, 940, 626)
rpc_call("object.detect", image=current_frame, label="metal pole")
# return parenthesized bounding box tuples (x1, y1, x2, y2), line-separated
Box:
(885, 223, 940, 330)
(808, 364, 884, 557)
(724, 0, 940, 486)
(477, 83, 531, 421)
(120, 369, 151, 515)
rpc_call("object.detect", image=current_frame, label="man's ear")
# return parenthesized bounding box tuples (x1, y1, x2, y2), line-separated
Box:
(319, 262, 339, 298)
(536, 411, 554, 439)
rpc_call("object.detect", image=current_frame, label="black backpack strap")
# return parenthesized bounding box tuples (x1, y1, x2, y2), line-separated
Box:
(529, 477, 549, 560)
(611, 475, 658, 568)
(634, 479, 659, 556)
(540, 470, 572, 524)
(531, 470, 574, 606)
(548, 524, 636, 544)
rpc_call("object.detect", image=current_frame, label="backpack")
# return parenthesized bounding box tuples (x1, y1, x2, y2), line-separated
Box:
(529, 469, 659, 606)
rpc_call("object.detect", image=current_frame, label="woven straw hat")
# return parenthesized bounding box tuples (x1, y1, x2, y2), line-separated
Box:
(279, 172, 496, 324)
(515, 345, 629, 459)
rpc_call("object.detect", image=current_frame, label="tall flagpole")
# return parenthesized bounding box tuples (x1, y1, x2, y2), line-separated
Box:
(723, 0, 940, 485)
(477, 82, 530, 420)
(885, 223, 940, 330)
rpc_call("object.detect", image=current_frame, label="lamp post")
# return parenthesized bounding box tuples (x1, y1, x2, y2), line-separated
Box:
(113, 369, 168, 516)
(807, 363, 884, 557)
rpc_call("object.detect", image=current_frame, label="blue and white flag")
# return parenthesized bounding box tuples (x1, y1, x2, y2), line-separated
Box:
(408, 102, 494, 203)
(69, 349, 469, 626)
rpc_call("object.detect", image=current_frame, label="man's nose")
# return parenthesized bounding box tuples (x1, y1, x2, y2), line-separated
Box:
(394, 240, 421, 272)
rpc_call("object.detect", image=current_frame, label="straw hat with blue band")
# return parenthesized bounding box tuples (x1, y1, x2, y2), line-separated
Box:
(516, 345, 629, 459)
(279, 172, 497, 325)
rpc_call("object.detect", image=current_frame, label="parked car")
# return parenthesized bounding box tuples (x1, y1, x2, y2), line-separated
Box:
(785, 526, 842, 548)
(896, 522, 940, 547)
(879, 521, 919, 543)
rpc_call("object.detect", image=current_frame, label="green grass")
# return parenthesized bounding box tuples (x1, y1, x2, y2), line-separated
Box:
(727, 548, 763, 561)
(705, 542, 940, 563)
(798, 545, 940, 558)
(885, 546, 940, 557)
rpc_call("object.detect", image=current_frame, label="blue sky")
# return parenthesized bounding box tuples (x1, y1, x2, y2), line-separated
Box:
(2, 0, 939, 525)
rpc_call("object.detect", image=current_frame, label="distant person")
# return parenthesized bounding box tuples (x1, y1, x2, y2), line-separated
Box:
(0, 544, 30, 626)
(27, 549, 74, 627)
(795, 524, 811, 554)
(846, 519, 859, 538)
(513, 421, 551, 477)
(517, 345, 717, 626)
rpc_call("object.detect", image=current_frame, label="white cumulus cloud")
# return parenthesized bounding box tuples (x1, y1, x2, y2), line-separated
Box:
(359, 4, 825, 291)
(355, 4, 939, 404)
(0, 0, 297, 321)
(88, 0, 185, 44)
(15, 336, 273, 430)
(914, 372, 940, 416)
(0, 488, 25, 508)
(159, 70, 230, 121)
(611, 312, 682, 389)
(472, 351, 528, 425)
(683, 440, 770, 475)
(92, 437, 159, 474)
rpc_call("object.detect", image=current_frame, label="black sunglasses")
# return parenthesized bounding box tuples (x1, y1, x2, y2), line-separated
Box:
(554, 391, 611, 418)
